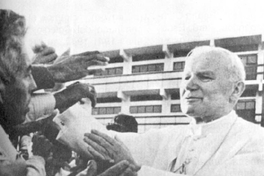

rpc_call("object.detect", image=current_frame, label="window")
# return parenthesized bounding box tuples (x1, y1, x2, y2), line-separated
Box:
(132, 66, 139, 73)
(116, 67, 123, 75)
(106, 107, 114, 114)
(173, 62, 185, 72)
(94, 67, 123, 77)
(108, 68, 116, 75)
(108, 56, 123, 63)
(239, 54, 257, 65)
(114, 107, 121, 114)
(130, 94, 162, 101)
(92, 106, 121, 115)
(130, 105, 162, 113)
(132, 63, 164, 74)
(239, 54, 257, 80)
(173, 50, 190, 57)
(153, 105, 162, 113)
(222, 44, 258, 52)
(171, 104, 181, 112)
(235, 100, 256, 123)
(140, 65, 148, 72)
(132, 53, 165, 62)
(235, 100, 255, 110)
(146, 106, 154, 113)
(171, 91, 180, 100)
(97, 97, 122, 103)
(241, 89, 257, 97)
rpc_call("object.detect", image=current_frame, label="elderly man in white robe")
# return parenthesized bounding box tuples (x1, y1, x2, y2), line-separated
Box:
(58, 46, 264, 176)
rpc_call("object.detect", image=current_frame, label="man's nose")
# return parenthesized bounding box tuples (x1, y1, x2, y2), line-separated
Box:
(183, 76, 199, 91)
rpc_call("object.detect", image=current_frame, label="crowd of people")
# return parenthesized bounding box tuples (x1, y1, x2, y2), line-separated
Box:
(1, 9, 264, 176)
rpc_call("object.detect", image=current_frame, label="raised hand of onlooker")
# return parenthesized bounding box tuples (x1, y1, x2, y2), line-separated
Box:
(83, 130, 141, 173)
(54, 82, 97, 112)
(46, 51, 108, 83)
(32, 42, 58, 64)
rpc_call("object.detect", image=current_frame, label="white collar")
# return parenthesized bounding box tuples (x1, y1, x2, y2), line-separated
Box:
(189, 111, 238, 137)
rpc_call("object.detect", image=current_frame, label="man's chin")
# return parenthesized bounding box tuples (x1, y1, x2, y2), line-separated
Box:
(183, 108, 201, 118)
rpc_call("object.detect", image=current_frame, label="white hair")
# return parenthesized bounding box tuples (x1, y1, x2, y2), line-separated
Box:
(186, 46, 246, 83)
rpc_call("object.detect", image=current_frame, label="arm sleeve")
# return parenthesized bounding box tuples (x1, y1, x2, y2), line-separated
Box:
(25, 93, 56, 122)
(212, 152, 264, 176)
(32, 65, 55, 89)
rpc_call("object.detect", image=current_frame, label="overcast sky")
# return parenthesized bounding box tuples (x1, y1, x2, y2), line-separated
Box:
(1, 0, 264, 55)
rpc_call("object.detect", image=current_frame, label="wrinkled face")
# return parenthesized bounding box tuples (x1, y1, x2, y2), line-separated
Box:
(180, 50, 234, 122)
(2, 44, 37, 126)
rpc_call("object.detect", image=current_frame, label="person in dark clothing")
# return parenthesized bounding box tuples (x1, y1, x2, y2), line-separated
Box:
(107, 114, 138, 133)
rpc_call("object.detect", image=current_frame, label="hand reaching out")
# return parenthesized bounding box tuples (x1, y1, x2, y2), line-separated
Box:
(83, 130, 141, 173)
(32, 42, 57, 64)
(54, 82, 97, 113)
(46, 51, 108, 83)
(84, 160, 137, 176)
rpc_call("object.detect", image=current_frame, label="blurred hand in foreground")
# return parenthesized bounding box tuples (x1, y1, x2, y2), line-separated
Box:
(84, 130, 140, 173)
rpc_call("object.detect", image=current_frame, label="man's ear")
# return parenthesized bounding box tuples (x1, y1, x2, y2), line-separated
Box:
(230, 81, 245, 103)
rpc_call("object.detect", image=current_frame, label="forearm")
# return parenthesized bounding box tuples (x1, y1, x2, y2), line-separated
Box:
(54, 89, 82, 112)
(32, 65, 55, 89)
(26, 93, 56, 122)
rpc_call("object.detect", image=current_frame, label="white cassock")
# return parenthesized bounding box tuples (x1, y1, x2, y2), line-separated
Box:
(56, 105, 264, 176)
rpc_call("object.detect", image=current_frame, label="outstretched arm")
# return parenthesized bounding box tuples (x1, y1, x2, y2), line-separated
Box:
(32, 51, 108, 90)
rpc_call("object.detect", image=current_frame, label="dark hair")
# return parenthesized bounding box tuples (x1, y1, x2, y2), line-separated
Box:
(0, 9, 27, 85)
(0, 10, 27, 134)
(106, 114, 138, 133)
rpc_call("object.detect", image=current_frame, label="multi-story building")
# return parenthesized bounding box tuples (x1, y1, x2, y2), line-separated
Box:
(80, 34, 264, 133)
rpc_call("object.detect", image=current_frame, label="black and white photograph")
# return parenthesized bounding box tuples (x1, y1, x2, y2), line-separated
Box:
(1, 0, 264, 175)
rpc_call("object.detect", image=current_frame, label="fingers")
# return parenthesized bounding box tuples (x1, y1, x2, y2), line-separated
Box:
(85, 59, 108, 69)
(120, 166, 137, 176)
(82, 148, 95, 160)
(85, 85, 96, 107)
(84, 131, 119, 163)
(99, 160, 130, 176)
(76, 53, 109, 64)
(83, 135, 113, 162)
(33, 46, 58, 64)
(60, 48, 70, 57)
(91, 129, 118, 146)
(85, 160, 97, 176)
(84, 132, 114, 149)
(40, 46, 56, 55)
(73, 51, 100, 56)
(87, 92, 96, 108)
(32, 42, 46, 53)
(85, 141, 107, 161)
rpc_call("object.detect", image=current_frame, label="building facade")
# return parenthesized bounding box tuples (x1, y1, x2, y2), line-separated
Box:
(80, 34, 264, 133)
